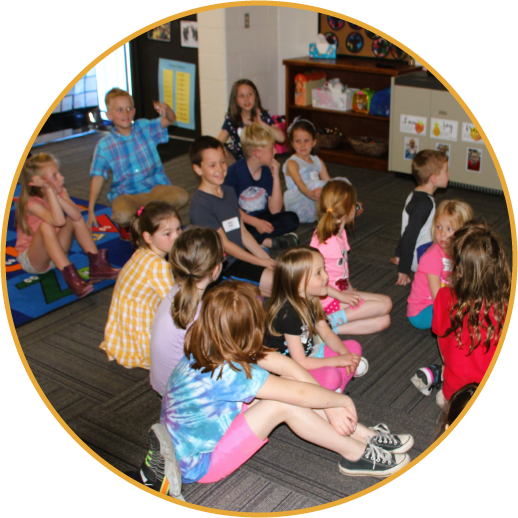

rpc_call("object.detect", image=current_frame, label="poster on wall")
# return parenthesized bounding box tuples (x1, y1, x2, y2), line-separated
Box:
(148, 23, 171, 42)
(400, 114, 427, 135)
(180, 21, 198, 48)
(435, 142, 450, 166)
(466, 148, 482, 173)
(404, 137, 418, 160)
(158, 59, 196, 130)
(461, 122, 483, 144)
(430, 118, 458, 141)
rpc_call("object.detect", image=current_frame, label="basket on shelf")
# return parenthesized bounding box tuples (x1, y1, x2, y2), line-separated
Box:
(347, 136, 388, 157)
(317, 128, 344, 149)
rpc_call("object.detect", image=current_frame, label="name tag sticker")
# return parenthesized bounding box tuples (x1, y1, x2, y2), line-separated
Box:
(222, 217, 240, 233)
(442, 257, 452, 271)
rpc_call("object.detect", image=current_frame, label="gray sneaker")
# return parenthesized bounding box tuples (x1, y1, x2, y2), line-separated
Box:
(271, 232, 298, 250)
(140, 424, 185, 501)
(338, 438, 410, 478)
(369, 423, 414, 454)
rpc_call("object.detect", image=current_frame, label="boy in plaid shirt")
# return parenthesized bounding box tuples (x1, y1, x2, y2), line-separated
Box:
(87, 88, 188, 238)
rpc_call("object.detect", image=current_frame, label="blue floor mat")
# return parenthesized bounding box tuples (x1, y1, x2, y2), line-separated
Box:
(5, 186, 134, 327)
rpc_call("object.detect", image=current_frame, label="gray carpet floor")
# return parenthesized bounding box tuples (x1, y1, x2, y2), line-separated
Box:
(16, 132, 511, 511)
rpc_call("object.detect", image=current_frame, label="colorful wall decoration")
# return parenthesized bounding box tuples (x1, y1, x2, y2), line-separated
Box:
(318, 15, 411, 61)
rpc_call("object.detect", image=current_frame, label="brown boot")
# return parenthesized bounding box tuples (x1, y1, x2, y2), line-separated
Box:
(61, 263, 94, 298)
(87, 249, 120, 283)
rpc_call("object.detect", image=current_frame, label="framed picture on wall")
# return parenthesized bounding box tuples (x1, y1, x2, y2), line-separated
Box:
(318, 14, 411, 61)
(180, 21, 198, 48)
(148, 23, 171, 42)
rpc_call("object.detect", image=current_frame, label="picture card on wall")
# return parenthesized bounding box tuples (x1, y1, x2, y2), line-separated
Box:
(400, 114, 427, 135)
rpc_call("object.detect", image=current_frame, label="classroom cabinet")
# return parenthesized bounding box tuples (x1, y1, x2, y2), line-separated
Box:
(389, 71, 501, 191)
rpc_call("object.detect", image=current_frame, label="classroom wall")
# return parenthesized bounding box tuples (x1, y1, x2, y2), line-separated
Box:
(198, 6, 318, 136)
(276, 7, 318, 114)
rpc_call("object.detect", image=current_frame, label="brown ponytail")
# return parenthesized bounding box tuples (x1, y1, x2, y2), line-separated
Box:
(169, 227, 224, 329)
(316, 180, 356, 244)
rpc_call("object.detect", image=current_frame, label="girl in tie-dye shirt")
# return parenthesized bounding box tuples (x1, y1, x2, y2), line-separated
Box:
(160, 281, 414, 484)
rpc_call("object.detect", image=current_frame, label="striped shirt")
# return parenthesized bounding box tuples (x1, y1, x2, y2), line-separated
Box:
(100, 247, 174, 369)
(90, 118, 171, 203)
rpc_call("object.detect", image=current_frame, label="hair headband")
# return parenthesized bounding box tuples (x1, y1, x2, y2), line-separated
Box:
(287, 116, 316, 135)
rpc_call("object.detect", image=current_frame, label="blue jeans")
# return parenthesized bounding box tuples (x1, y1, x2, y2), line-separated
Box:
(408, 304, 433, 330)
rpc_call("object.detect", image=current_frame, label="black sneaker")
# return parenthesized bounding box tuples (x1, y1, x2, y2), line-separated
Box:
(271, 233, 298, 250)
(338, 439, 410, 478)
(410, 364, 443, 396)
(140, 424, 185, 500)
(369, 423, 414, 454)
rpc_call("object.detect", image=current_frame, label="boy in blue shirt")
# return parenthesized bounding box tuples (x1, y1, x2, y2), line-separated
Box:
(87, 88, 188, 238)
(224, 123, 298, 249)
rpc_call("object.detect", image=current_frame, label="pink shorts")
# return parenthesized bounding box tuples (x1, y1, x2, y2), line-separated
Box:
(323, 298, 340, 314)
(323, 297, 365, 315)
(197, 405, 268, 483)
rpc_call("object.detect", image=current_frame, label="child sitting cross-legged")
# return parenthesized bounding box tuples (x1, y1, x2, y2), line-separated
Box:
(392, 150, 450, 285)
(265, 246, 370, 394)
(407, 199, 473, 330)
(310, 180, 392, 335)
(411, 223, 510, 409)
(224, 123, 299, 250)
(15, 153, 120, 298)
(139, 281, 413, 498)
(189, 136, 275, 296)
(100, 202, 181, 369)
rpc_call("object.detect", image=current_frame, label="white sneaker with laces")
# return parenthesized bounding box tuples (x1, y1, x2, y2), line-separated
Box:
(354, 356, 369, 378)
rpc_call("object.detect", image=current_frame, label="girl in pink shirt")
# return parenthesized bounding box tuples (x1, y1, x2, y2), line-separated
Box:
(15, 153, 120, 298)
(407, 200, 473, 329)
(310, 180, 392, 335)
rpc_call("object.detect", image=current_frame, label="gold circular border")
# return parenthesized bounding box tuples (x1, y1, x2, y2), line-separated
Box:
(2, 1, 515, 515)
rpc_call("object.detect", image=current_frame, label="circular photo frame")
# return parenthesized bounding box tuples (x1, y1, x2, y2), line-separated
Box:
(365, 29, 377, 39)
(390, 43, 408, 60)
(327, 16, 345, 31)
(372, 37, 390, 58)
(346, 31, 364, 53)
(348, 22, 363, 30)
(324, 32, 339, 46)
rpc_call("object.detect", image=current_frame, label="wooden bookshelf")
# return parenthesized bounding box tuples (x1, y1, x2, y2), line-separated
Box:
(283, 57, 420, 171)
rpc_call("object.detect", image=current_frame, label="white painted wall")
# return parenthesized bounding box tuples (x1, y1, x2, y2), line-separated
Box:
(198, 8, 228, 138)
(198, 6, 318, 136)
(276, 7, 318, 114)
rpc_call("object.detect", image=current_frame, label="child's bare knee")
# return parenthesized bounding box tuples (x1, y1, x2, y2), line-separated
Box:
(39, 221, 57, 234)
(379, 314, 391, 331)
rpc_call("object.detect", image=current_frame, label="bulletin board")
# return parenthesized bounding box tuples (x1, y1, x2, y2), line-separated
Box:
(318, 15, 411, 61)
(158, 58, 196, 130)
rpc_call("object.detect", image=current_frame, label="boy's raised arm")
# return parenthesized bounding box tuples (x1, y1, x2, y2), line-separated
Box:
(154, 101, 176, 128)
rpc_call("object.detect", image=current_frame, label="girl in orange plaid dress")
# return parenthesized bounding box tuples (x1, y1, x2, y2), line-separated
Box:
(100, 202, 181, 369)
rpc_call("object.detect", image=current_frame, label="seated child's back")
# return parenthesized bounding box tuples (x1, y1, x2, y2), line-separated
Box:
(394, 150, 450, 286)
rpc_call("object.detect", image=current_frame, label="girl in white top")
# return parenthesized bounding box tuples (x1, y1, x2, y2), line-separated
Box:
(282, 118, 331, 223)
(149, 227, 224, 395)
